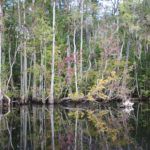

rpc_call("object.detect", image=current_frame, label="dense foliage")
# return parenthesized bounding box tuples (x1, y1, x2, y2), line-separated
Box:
(0, 0, 149, 103)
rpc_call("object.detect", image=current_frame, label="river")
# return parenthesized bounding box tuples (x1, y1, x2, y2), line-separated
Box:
(0, 101, 150, 150)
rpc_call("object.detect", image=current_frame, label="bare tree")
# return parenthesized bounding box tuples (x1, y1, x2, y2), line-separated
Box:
(73, 24, 78, 93)
(23, 0, 28, 103)
(66, 35, 72, 94)
(49, 0, 56, 104)
(0, 0, 3, 101)
(80, 0, 84, 79)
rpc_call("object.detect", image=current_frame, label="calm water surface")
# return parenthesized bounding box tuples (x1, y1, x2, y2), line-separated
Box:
(0, 102, 150, 150)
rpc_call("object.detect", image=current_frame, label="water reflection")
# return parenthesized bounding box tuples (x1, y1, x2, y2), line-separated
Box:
(0, 102, 150, 150)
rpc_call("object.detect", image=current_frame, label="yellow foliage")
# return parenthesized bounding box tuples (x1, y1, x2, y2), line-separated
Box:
(87, 71, 117, 101)
(87, 93, 95, 101)
(69, 92, 84, 101)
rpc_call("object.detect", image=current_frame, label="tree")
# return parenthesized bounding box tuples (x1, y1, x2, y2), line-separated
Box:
(49, 0, 56, 104)
(79, 0, 84, 79)
(0, 0, 149, 104)
(0, 0, 3, 101)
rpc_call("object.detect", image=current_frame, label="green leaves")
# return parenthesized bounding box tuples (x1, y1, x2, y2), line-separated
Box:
(33, 17, 52, 41)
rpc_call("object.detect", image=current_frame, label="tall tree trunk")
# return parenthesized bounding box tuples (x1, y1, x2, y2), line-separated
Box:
(73, 25, 78, 93)
(0, 1, 3, 101)
(80, 0, 84, 79)
(17, 0, 24, 102)
(32, 0, 37, 101)
(49, 0, 56, 104)
(39, 39, 43, 101)
(122, 39, 130, 99)
(6, 43, 20, 91)
(27, 55, 33, 96)
(32, 51, 37, 100)
(39, 39, 46, 102)
(23, 0, 28, 103)
(43, 36, 47, 102)
(66, 35, 71, 94)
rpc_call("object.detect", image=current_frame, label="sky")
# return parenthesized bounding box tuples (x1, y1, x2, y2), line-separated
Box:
(70, 0, 122, 16)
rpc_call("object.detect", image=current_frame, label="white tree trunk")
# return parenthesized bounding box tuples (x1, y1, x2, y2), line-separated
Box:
(0, 2, 3, 101)
(32, 51, 37, 99)
(73, 26, 78, 93)
(49, 0, 56, 103)
(32, 0, 37, 100)
(23, 0, 28, 102)
(39, 39, 45, 102)
(43, 37, 47, 102)
(80, 0, 84, 79)
(17, 0, 24, 101)
(66, 35, 71, 94)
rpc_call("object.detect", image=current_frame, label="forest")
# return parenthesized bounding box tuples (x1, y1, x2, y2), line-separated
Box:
(0, 0, 149, 104)
(0, 0, 150, 150)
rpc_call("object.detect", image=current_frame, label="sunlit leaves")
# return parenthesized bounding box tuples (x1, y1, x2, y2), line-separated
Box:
(32, 17, 52, 41)
(68, 92, 84, 101)
(87, 71, 117, 101)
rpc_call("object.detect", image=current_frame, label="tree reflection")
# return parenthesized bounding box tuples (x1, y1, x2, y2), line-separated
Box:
(0, 103, 149, 149)
(49, 106, 55, 150)
(0, 106, 14, 150)
(20, 106, 28, 150)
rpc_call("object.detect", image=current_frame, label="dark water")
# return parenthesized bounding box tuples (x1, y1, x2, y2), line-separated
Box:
(0, 102, 150, 150)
